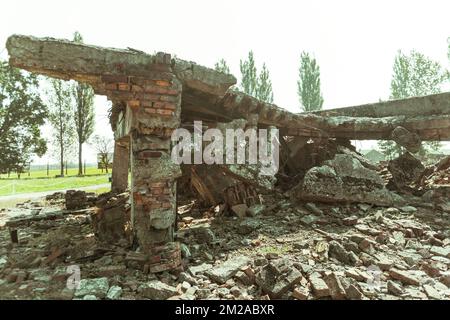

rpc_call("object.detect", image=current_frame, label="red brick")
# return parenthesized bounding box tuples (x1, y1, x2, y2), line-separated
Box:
(151, 203, 162, 209)
(159, 95, 178, 102)
(155, 80, 171, 87)
(143, 93, 162, 101)
(144, 107, 156, 114)
(144, 85, 178, 96)
(151, 182, 166, 188)
(141, 100, 153, 107)
(151, 187, 163, 194)
(162, 202, 172, 209)
(156, 109, 174, 116)
(128, 100, 140, 108)
(105, 83, 117, 90)
(164, 103, 176, 110)
(101, 75, 129, 83)
(131, 85, 143, 92)
(141, 151, 162, 158)
(118, 83, 130, 91)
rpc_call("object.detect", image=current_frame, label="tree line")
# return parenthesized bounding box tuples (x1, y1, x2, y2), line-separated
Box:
(216, 42, 450, 157)
(0, 32, 112, 178)
(1, 36, 450, 177)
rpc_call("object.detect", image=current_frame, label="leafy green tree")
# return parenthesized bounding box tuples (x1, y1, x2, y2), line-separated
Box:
(72, 31, 95, 176)
(240, 51, 258, 97)
(214, 59, 230, 74)
(240, 51, 274, 103)
(256, 63, 274, 103)
(297, 51, 324, 112)
(378, 50, 447, 157)
(48, 78, 75, 177)
(0, 61, 47, 177)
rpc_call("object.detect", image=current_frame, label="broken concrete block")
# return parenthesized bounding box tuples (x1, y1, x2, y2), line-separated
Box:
(188, 263, 213, 276)
(294, 154, 404, 206)
(423, 284, 442, 300)
(387, 152, 424, 192)
(309, 273, 330, 298)
(387, 280, 404, 296)
(206, 256, 251, 284)
(429, 246, 450, 258)
(329, 241, 359, 266)
(292, 286, 310, 300)
(345, 284, 364, 300)
(107, 286, 123, 300)
(389, 269, 421, 286)
(255, 262, 303, 299)
(323, 272, 347, 300)
(139, 280, 178, 300)
(74, 277, 110, 299)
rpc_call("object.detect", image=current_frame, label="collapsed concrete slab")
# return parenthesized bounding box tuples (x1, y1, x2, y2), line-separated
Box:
(293, 154, 404, 206)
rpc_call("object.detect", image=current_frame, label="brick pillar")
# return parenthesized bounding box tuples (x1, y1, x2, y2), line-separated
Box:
(111, 141, 129, 193)
(100, 54, 183, 272)
(127, 73, 182, 273)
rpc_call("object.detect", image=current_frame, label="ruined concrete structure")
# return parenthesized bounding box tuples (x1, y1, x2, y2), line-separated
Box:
(5, 34, 450, 274)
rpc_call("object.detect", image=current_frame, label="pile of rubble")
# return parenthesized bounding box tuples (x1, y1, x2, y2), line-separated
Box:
(0, 168, 449, 300)
(1, 139, 449, 301)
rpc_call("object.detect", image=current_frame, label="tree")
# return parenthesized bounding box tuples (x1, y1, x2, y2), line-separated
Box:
(240, 51, 274, 103)
(0, 60, 47, 176)
(378, 50, 447, 157)
(72, 31, 95, 176)
(297, 51, 324, 112)
(92, 134, 113, 173)
(240, 51, 258, 97)
(256, 63, 274, 103)
(48, 78, 75, 176)
(214, 59, 230, 74)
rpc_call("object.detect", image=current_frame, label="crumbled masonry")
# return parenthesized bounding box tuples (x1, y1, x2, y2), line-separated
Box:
(1, 34, 449, 300)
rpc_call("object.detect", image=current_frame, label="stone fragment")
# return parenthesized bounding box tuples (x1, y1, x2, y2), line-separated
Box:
(309, 273, 330, 298)
(294, 154, 404, 206)
(343, 216, 359, 226)
(423, 284, 442, 300)
(323, 272, 346, 300)
(196, 288, 211, 299)
(292, 286, 310, 300)
(387, 280, 403, 296)
(74, 277, 110, 299)
(430, 246, 450, 258)
(329, 241, 358, 266)
(206, 256, 250, 284)
(188, 263, 213, 276)
(139, 280, 178, 300)
(107, 286, 123, 300)
(305, 203, 323, 215)
(345, 284, 364, 300)
(255, 260, 303, 299)
(389, 269, 421, 286)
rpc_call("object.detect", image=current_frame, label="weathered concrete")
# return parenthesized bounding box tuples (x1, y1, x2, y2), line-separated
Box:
(111, 142, 129, 193)
(294, 153, 405, 206)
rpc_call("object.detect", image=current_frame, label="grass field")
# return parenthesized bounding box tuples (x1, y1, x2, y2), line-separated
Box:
(0, 167, 113, 196)
(0, 167, 110, 179)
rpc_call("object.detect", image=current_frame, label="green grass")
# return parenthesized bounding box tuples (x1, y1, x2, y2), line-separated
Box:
(0, 174, 111, 196)
(0, 167, 109, 179)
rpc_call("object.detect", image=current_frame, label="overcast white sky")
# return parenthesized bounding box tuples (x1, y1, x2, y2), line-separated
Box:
(1, 0, 450, 163)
